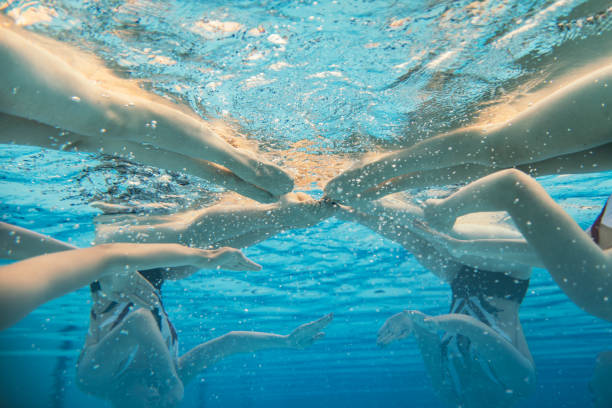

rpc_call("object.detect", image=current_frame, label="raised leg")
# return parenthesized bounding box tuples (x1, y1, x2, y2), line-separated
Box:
(425, 169, 612, 321)
(0, 113, 276, 203)
(326, 64, 612, 201)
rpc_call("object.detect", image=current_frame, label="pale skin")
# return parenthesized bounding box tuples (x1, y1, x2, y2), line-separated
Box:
(325, 63, 612, 202)
(77, 192, 336, 408)
(338, 198, 536, 408)
(0, 222, 260, 331)
(95, 192, 337, 249)
(423, 168, 612, 321)
(0, 18, 292, 202)
(590, 350, 612, 408)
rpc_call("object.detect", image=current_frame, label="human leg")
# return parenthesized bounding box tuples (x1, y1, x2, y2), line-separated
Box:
(1, 25, 292, 197)
(0, 113, 276, 203)
(424, 169, 612, 320)
(326, 64, 612, 201)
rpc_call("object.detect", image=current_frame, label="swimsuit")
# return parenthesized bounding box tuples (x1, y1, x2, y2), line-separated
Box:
(83, 268, 178, 377)
(440, 265, 529, 394)
(587, 195, 612, 244)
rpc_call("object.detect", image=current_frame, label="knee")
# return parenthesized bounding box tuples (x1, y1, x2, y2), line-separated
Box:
(494, 168, 538, 193)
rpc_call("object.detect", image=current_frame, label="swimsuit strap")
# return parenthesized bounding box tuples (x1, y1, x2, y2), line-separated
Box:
(589, 195, 611, 244)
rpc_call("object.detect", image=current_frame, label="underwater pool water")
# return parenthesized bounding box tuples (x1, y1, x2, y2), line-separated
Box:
(1, 0, 612, 407)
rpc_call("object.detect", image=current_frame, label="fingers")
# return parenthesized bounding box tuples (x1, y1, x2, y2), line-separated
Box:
(308, 312, 334, 332)
(376, 321, 400, 347)
(313, 332, 325, 341)
(218, 249, 262, 271)
(221, 254, 262, 271)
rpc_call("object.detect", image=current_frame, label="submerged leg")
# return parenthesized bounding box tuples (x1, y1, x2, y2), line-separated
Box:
(326, 64, 612, 200)
(425, 169, 612, 321)
(0, 113, 276, 203)
(357, 143, 612, 201)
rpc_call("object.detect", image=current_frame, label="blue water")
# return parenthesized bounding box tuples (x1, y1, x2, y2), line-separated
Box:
(1, 0, 612, 407)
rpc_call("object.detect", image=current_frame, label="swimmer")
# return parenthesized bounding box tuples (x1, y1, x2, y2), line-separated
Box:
(325, 63, 612, 203)
(590, 350, 612, 408)
(0, 222, 260, 331)
(0, 16, 292, 203)
(337, 197, 536, 408)
(76, 192, 336, 408)
(423, 169, 612, 321)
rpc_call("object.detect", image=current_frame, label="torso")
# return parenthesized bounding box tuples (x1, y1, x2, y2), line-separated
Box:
(84, 268, 178, 359)
(440, 265, 531, 407)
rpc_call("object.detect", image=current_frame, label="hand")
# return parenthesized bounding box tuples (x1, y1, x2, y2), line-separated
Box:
(203, 247, 262, 271)
(286, 313, 333, 349)
(377, 310, 413, 347)
(98, 271, 161, 310)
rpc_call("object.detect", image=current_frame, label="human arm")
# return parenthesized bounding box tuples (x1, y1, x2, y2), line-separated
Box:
(0, 243, 261, 330)
(0, 111, 278, 203)
(424, 169, 612, 321)
(177, 313, 333, 385)
(0, 221, 76, 260)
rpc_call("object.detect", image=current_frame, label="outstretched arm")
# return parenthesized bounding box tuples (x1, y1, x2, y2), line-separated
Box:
(425, 169, 612, 321)
(0, 113, 278, 204)
(0, 242, 260, 330)
(0, 222, 76, 260)
(96, 192, 336, 249)
(177, 313, 333, 385)
(377, 310, 535, 398)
